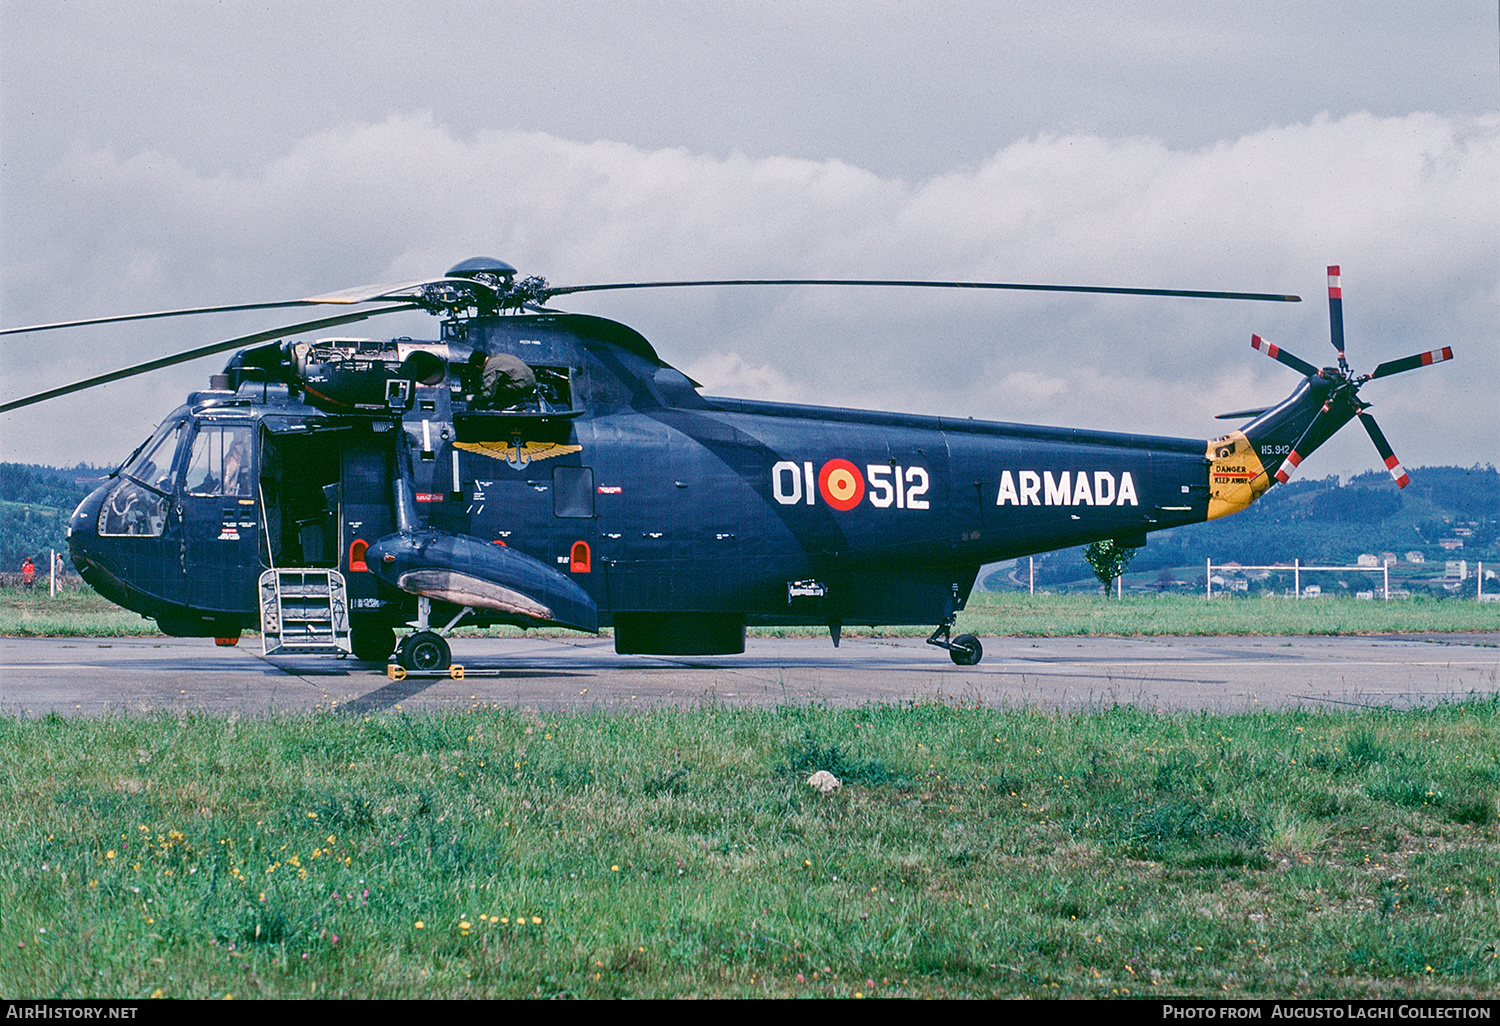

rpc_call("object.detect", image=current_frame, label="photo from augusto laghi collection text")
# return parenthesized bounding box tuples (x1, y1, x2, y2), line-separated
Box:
(1162, 1005, 1493, 1020)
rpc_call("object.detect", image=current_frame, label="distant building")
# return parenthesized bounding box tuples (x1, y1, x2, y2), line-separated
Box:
(1405, 551, 1425, 564)
(1380, 552, 1398, 567)
(1440, 538, 1464, 550)
(1445, 560, 1468, 581)
(1302, 585, 1322, 598)
(1357, 554, 1379, 567)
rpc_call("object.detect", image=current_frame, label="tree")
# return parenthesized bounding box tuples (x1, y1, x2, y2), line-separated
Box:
(1083, 539, 1136, 597)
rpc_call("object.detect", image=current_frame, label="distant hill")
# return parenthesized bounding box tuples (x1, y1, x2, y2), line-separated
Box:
(0, 464, 108, 570)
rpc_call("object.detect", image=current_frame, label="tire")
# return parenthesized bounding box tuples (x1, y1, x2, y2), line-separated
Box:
(351, 625, 397, 663)
(398, 630, 451, 672)
(949, 633, 983, 666)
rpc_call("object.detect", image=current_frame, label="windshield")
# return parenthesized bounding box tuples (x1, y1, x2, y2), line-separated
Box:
(119, 420, 185, 493)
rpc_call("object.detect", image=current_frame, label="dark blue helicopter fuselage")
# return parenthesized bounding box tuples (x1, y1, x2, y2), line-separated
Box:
(68, 309, 1316, 650)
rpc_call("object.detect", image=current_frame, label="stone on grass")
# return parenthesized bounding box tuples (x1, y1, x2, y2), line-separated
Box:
(807, 770, 841, 793)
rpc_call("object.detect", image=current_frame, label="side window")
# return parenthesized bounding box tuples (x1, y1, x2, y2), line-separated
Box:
(533, 366, 573, 411)
(470, 354, 574, 412)
(185, 425, 253, 497)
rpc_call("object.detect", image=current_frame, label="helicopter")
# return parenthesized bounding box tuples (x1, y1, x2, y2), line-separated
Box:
(0, 261, 1452, 670)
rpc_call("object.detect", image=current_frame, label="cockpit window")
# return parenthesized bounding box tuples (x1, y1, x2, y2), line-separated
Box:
(100, 422, 184, 537)
(185, 424, 253, 497)
(120, 422, 183, 492)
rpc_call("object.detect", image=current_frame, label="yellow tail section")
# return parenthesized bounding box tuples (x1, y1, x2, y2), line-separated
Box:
(1205, 429, 1271, 520)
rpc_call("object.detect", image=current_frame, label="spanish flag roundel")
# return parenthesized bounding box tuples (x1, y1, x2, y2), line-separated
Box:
(818, 459, 865, 511)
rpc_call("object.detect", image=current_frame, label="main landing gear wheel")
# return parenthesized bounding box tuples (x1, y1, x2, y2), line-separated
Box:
(949, 634, 983, 666)
(351, 625, 397, 663)
(397, 630, 451, 672)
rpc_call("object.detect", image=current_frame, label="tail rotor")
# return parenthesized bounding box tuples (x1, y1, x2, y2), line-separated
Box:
(1244, 265, 1451, 490)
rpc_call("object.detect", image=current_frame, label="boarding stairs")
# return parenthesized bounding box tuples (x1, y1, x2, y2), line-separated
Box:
(258, 568, 352, 656)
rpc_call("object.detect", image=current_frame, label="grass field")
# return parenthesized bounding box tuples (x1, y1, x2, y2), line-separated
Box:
(1, 702, 1496, 999)
(948, 591, 1500, 638)
(0, 582, 160, 637)
(3, 585, 1496, 640)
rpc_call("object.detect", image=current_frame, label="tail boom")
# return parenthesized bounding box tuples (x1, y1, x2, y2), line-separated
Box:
(1205, 374, 1354, 519)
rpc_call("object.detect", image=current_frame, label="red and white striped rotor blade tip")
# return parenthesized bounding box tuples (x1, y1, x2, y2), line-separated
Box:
(1357, 411, 1410, 489)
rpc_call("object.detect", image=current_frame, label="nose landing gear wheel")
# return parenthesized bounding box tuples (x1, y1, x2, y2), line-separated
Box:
(948, 634, 983, 666)
(397, 630, 451, 672)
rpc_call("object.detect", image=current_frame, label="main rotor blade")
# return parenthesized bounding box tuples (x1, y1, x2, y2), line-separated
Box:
(0, 305, 417, 414)
(1370, 346, 1455, 380)
(302, 276, 496, 304)
(0, 300, 357, 337)
(1356, 410, 1410, 489)
(0, 277, 487, 337)
(546, 278, 1303, 303)
(1250, 334, 1320, 377)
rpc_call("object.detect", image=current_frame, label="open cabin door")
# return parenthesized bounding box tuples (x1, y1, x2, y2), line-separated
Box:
(258, 422, 399, 615)
(259, 424, 343, 568)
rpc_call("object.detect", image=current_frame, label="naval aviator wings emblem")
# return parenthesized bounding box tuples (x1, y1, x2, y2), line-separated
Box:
(455, 438, 583, 471)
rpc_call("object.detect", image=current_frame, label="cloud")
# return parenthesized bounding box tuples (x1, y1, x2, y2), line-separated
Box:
(22, 110, 1499, 289)
(3, 109, 1496, 475)
(682, 352, 802, 403)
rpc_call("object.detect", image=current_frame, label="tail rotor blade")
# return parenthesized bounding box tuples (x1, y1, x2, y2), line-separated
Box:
(1356, 410, 1411, 489)
(1370, 346, 1455, 380)
(1326, 265, 1348, 368)
(1272, 408, 1333, 486)
(1250, 334, 1320, 377)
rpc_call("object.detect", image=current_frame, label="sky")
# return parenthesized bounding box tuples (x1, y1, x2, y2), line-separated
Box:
(2, 0, 1496, 480)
